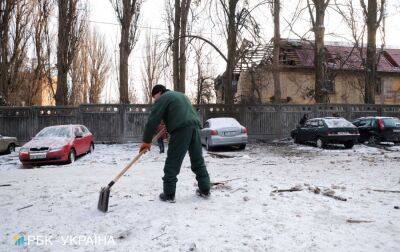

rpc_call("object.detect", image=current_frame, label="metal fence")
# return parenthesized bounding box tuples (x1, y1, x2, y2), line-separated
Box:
(1, 104, 400, 144)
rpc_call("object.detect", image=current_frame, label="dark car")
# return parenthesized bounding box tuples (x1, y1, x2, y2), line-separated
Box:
(352, 117, 400, 144)
(291, 117, 359, 149)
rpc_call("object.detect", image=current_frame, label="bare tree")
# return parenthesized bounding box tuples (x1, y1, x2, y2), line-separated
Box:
(0, 0, 33, 105)
(307, 0, 331, 103)
(271, 0, 281, 103)
(110, 0, 142, 104)
(164, 0, 193, 93)
(28, 0, 54, 105)
(193, 42, 215, 105)
(69, 37, 88, 105)
(88, 29, 111, 104)
(360, 0, 386, 104)
(217, 0, 264, 104)
(141, 32, 163, 104)
(56, 0, 86, 105)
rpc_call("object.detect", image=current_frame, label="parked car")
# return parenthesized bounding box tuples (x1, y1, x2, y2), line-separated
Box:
(19, 125, 94, 166)
(291, 117, 359, 149)
(0, 134, 17, 154)
(352, 116, 400, 144)
(201, 117, 248, 151)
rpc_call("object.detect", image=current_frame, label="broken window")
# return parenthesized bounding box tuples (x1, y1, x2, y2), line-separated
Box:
(376, 78, 382, 95)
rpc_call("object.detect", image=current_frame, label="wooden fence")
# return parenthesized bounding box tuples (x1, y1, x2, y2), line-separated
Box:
(1, 104, 400, 144)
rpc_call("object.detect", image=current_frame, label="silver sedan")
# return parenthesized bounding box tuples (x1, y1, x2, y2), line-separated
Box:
(201, 117, 248, 151)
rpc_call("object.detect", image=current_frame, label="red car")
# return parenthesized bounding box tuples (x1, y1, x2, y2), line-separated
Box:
(19, 125, 94, 166)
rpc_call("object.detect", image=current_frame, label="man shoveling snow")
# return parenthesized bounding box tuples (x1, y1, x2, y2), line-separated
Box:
(139, 85, 211, 202)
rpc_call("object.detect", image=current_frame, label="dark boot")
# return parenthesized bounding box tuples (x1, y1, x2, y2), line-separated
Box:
(159, 193, 175, 203)
(196, 188, 210, 198)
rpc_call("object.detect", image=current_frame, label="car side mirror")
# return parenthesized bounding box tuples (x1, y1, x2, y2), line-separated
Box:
(75, 132, 83, 138)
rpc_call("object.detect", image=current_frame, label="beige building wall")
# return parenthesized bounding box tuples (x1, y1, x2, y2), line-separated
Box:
(237, 68, 400, 104)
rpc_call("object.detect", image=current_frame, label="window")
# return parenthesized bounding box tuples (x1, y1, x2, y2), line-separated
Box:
(74, 127, 83, 136)
(80, 126, 89, 134)
(376, 78, 382, 95)
(323, 79, 335, 94)
(318, 120, 324, 127)
(203, 122, 210, 128)
(308, 120, 319, 127)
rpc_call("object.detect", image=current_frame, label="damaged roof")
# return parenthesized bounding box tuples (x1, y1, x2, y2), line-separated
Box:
(277, 39, 400, 73)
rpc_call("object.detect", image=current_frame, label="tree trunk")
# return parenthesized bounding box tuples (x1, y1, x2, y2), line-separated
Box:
(313, 2, 328, 103)
(364, 0, 378, 104)
(119, 21, 130, 104)
(0, 1, 13, 100)
(224, 0, 237, 105)
(272, 0, 281, 103)
(172, 0, 181, 91)
(178, 0, 191, 93)
(56, 0, 69, 105)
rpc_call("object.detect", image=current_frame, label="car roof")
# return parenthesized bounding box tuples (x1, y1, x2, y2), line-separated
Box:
(309, 117, 346, 121)
(208, 117, 237, 121)
(354, 116, 396, 120)
(44, 124, 83, 128)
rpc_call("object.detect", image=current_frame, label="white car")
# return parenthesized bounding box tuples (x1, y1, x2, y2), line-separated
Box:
(201, 117, 248, 151)
(0, 134, 17, 154)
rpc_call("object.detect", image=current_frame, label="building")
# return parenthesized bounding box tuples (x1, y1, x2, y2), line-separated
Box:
(218, 39, 400, 104)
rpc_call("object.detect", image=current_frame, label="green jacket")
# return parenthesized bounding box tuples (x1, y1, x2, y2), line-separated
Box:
(142, 91, 201, 143)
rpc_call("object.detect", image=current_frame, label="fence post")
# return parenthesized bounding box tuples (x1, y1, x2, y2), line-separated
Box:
(119, 104, 126, 143)
(31, 106, 39, 139)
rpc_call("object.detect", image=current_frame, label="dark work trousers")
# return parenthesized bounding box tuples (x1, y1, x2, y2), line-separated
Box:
(162, 125, 210, 195)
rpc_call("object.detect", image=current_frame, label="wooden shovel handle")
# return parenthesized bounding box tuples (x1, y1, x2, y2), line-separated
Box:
(111, 129, 165, 184)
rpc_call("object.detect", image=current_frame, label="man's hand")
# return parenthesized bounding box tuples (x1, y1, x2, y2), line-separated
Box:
(139, 142, 151, 153)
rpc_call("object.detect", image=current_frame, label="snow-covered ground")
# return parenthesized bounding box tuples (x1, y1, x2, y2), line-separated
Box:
(1, 142, 400, 251)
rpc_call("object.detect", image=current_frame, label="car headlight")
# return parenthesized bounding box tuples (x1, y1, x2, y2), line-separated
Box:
(19, 147, 29, 153)
(50, 146, 64, 152)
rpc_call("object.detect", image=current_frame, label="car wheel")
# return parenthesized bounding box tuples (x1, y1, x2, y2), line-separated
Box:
(344, 141, 354, 149)
(238, 144, 246, 150)
(206, 138, 213, 151)
(316, 138, 326, 149)
(88, 143, 94, 153)
(368, 135, 380, 145)
(6, 144, 15, 154)
(294, 136, 301, 144)
(68, 149, 76, 164)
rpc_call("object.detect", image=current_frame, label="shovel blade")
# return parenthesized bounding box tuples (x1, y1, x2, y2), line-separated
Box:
(97, 186, 110, 212)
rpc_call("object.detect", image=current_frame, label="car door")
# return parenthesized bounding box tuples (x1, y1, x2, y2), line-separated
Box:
(0, 135, 5, 152)
(357, 119, 373, 140)
(298, 121, 311, 142)
(73, 126, 85, 155)
(306, 120, 319, 142)
(201, 121, 210, 144)
(80, 126, 91, 152)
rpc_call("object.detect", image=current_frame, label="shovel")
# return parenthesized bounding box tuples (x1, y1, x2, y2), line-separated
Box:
(97, 130, 165, 212)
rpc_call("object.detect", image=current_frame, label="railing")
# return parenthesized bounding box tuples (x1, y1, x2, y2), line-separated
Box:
(1, 104, 399, 144)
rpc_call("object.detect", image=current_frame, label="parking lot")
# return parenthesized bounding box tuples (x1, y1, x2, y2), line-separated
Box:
(1, 142, 399, 251)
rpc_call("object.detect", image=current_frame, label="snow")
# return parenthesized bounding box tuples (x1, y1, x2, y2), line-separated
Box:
(36, 125, 73, 138)
(1, 143, 400, 251)
(323, 118, 356, 128)
(208, 117, 242, 128)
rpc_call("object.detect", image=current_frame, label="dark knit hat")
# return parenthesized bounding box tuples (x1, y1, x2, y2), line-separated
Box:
(151, 84, 167, 97)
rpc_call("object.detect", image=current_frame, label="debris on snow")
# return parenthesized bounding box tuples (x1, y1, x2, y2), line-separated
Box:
(346, 219, 374, 224)
(271, 185, 303, 193)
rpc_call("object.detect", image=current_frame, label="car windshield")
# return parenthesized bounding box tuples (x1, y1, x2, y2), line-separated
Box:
(323, 118, 355, 128)
(210, 118, 241, 128)
(382, 118, 400, 127)
(36, 126, 72, 138)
